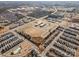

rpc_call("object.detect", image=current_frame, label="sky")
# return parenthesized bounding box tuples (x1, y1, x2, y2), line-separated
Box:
(0, 0, 79, 1)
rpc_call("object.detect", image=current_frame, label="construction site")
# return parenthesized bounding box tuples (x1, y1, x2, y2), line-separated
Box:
(0, 1, 79, 57)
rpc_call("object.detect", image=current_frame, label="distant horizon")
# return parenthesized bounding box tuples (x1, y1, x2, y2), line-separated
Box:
(0, 1, 79, 8)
